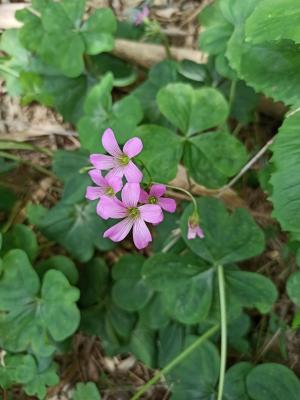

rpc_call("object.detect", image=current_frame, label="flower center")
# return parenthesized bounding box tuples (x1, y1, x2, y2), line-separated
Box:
(128, 207, 140, 219)
(118, 154, 130, 166)
(105, 186, 115, 197)
(148, 196, 157, 204)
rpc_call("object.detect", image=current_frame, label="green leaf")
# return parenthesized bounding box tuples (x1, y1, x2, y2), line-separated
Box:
(287, 271, 300, 306)
(139, 294, 171, 330)
(128, 321, 156, 367)
(37, 255, 79, 285)
(37, 201, 114, 262)
(143, 254, 213, 324)
(19, 72, 53, 106)
(169, 336, 220, 400)
(181, 197, 265, 264)
(270, 112, 300, 240)
(23, 362, 59, 400)
(158, 322, 185, 367)
(177, 60, 209, 83)
(73, 382, 101, 400)
(53, 149, 89, 182)
(246, 363, 300, 400)
(183, 130, 248, 188)
(112, 255, 153, 311)
(226, 270, 278, 313)
(133, 60, 179, 124)
(134, 125, 183, 183)
(157, 84, 229, 135)
(0, 224, 38, 262)
(78, 74, 143, 152)
(245, 0, 300, 44)
(81, 8, 117, 54)
(26, 203, 48, 226)
(224, 362, 253, 400)
(0, 250, 80, 356)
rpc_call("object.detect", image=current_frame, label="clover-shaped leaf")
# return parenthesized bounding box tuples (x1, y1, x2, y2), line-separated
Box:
(0, 224, 38, 262)
(17, 1, 117, 77)
(78, 73, 143, 152)
(112, 255, 153, 312)
(0, 250, 80, 357)
(181, 197, 265, 265)
(157, 83, 229, 135)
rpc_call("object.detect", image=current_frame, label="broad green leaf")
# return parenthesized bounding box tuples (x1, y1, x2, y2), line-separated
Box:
(0, 224, 38, 262)
(169, 336, 220, 400)
(73, 382, 101, 400)
(246, 363, 300, 400)
(127, 322, 156, 367)
(112, 255, 153, 311)
(226, 270, 278, 313)
(81, 8, 117, 54)
(16, 9, 45, 54)
(158, 322, 185, 367)
(157, 84, 229, 135)
(270, 112, 300, 240)
(133, 60, 179, 123)
(134, 125, 182, 183)
(0, 250, 80, 356)
(0, 355, 59, 399)
(53, 149, 89, 182)
(37, 201, 114, 262)
(177, 60, 209, 83)
(139, 294, 171, 330)
(183, 130, 248, 188)
(78, 74, 143, 152)
(26, 203, 48, 226)
(152, 211, 185, 253)
(143, 254, 213, 324)
(19, 72, 53, 106)
(37, 255, 79, 285)
(246, 0, 300, 44)
(227, 314, 251, 354)
(287, 271, 300, 306)
(181, 197, 265, 264)
(224, 362, 253, 400)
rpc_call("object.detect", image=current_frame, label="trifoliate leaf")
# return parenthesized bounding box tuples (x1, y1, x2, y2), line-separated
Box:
(73, 382, 101, 400)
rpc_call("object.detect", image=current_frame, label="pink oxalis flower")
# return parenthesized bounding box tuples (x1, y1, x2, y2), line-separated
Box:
(133, 5, 150, 25)
(85, 169, 122, 219)
(102, 183, 163, 249)
(187, 217, 205, 240)
(90, 128, 143, 183)
(139, 184, 176, 214)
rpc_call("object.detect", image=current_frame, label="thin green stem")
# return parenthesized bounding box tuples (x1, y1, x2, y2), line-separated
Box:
(0, 64, 19, 78)
(217, 264, 227, 400)
(130, 324, 219, 400)
(0, 139, 53, 156)
(0, 151, 56, 178)
(161, 183, 198, 211)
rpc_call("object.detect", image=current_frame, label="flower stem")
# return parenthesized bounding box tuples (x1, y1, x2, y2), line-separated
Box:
(130, 324, 219, 400)
(229, 79, 237, 112)
(162, 183, 198, 211)
(217, 264, 227, 400)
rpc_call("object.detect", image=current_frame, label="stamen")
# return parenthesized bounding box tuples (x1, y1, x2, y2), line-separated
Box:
(128, 207, 140, 219)
(105, 187, 115, 197)
(118, 154, 130, 166)
(148, 196, 157, 204)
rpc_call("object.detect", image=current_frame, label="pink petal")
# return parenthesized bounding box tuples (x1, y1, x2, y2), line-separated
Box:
(121, 183, 140, 208)
(107, 176, 123, 194)
(103, 217, 134, 242)
(96, 199, 110, 219)
(106, 166, 124, 180)
(88, 169, 107, 187)
(158, 197, 176, 213)
(100, 197, 127, 219)
(133, 218, 152, 249)
(90, 154, 115, 170)
(139, 189, 149, 204)
(102, 128, 122, 156)
(149, 184, 166, 198)
(124, 161, 143, 183)
(196, 226, 205, 239)
(187, 226, 196, 240)
(123, 137, 143, 158)
(139, 204, 163, 224)
(85, 186, 105, 200)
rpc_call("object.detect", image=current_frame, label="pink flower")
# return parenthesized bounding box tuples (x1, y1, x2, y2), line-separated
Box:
(139, 184, 176, 215)
(85, 169, 122, 219)
(103, 183, 163, 249)
(90, 128, 143, 183)
(187, 219, 205, 240)
(133, 5, 150, 26)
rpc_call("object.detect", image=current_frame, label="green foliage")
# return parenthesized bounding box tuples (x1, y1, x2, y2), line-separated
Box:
(73, 382, 101, 400)
(0, 224, 38, 262)
(0, 250, 80, 356)
(78, 73, 143, 152)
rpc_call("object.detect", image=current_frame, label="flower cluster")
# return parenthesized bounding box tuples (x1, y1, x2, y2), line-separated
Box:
(86, 129, 176, 249)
